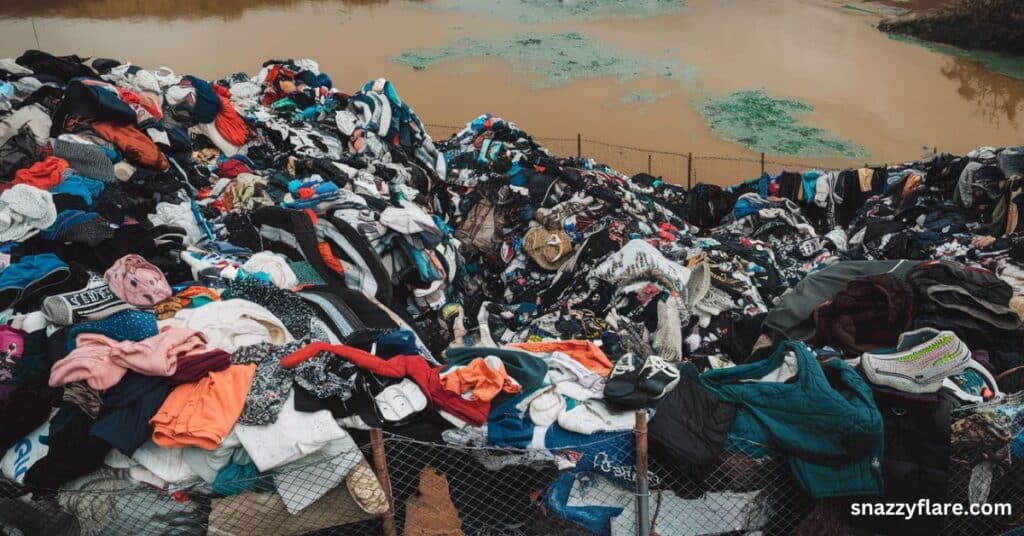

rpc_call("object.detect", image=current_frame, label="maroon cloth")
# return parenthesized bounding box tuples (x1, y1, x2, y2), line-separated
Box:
(813, 274, 914, 355)
(216, 158, 252, 179)
(168, 349, 231, 384)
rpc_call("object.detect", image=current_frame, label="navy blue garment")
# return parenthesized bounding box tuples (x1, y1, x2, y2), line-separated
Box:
(50, 79, 136, 136)
(376, 330, 418, 358)
(90, 372, 171, 456)
(184, 75, 221, 124)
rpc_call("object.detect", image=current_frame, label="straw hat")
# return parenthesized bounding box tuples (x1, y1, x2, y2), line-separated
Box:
(523, 227, 573, 271)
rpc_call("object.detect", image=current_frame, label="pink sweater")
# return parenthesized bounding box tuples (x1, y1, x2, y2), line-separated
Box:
(49, 327, 207, 390)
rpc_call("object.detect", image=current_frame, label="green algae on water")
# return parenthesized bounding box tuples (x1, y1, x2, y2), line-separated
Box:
(395, 33, 678, 88)
(700, 90, 869, 158)
(431, 0, 685, 24)
(888, 34, 1024, 80)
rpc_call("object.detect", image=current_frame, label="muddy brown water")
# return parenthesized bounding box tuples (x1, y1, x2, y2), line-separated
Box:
(0, 0, 1022, 185)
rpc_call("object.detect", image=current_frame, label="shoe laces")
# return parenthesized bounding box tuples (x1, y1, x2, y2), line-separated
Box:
(643, 355, 678, 377)
(611, 354, 636, 376)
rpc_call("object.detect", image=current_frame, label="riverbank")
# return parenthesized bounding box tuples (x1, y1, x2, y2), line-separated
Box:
(878, 0, 1024, 55)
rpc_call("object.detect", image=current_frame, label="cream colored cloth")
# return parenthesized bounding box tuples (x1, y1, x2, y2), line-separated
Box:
(161, 299, 292, 353)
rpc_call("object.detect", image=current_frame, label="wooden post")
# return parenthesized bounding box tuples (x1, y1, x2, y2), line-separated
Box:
(686, 152, 693, 190)
(370, 428, 397, 536)
(760, 152, 765, 175)
(635, 410, 650, 536)
(647, 154, 652, 175)
(577, 133, 582, 159)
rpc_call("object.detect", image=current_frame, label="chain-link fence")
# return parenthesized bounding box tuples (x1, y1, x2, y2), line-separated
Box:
(944, 392, 1024, 536)
(645, 442, 805, 535)
(0, 439, 388, 536)
(3, 405, 1024, 535)
(425, 123, 870, 187)
(382, 433, 630, 536)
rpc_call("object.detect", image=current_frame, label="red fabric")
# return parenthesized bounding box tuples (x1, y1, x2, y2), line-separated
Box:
(263, 65, 283, 87)
(116, 87, 162, 120)
(659, 222, 680, 233)
(216, 158, 251, 179)
(9, 156, 68, 191)
(261, 91, 284, 108)
(92, 121, 168, 170)
(280, 342, 489, 425)
(213, 86, 248, 146)
(317, 242, 345, 276)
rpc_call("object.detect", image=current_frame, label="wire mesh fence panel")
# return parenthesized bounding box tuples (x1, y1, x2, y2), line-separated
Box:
(690, 156, 765, 187)
(645, 439, 808, 536)
(378, 431, 810, 536)
(10, 416, 1018, 536)
(381, 433, 637, 536)
(423, 122, 869, 188)
(531, 136, 581, 166)
(944, 392, 1024, 536)
(424, 124, 463, 141)
(575, 139, 689, 186)
(0, 442, 388, 536)
(762, 159, 843, 176)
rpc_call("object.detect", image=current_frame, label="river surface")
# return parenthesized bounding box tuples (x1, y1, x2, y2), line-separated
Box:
(1, 0, 1022, 184)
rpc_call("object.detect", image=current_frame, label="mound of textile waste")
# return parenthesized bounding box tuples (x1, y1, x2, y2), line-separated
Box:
(1, 50, 1024, 535)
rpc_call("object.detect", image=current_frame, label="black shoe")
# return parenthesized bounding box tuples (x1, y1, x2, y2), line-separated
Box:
(604, 353, 644, 400)
(637, 355, 680, 399)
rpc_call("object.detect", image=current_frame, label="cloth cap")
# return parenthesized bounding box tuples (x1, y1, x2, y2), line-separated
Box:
(104, 254, 173, 307)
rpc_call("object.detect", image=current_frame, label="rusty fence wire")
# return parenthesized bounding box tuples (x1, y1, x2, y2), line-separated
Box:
(424, 123, 864, 187)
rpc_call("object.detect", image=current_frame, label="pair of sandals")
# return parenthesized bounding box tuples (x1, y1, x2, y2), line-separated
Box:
(373, 378, 427, 423)
(604, 353, 681, 409)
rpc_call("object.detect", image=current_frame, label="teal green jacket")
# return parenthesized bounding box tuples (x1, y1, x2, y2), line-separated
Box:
(700, 340, 884, 499)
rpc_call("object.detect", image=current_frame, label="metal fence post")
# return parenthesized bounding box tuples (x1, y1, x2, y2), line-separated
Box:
(686, 152, 693, 190)
(760, 152, 765, 175)
(634, 410, 651, 536)
(577, 133, 582, 159)
(370, 428, 397, 536)
(647, 154, 652, 175)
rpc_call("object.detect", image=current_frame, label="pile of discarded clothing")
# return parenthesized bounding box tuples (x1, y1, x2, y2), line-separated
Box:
(0, 49, 1023, 536)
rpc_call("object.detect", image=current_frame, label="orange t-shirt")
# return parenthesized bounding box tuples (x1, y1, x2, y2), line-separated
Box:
(509, 340, 612, 376)
(440, 358, 521, 402)
(151, 363, 256, 450)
